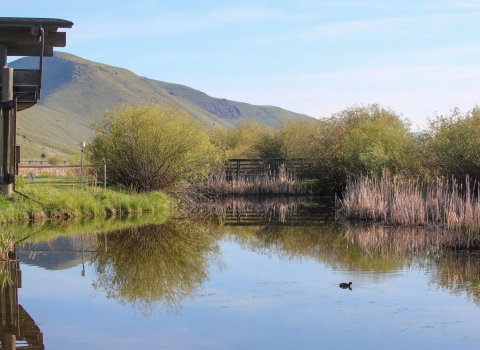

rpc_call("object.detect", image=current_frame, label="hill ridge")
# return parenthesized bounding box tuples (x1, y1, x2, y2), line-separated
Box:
(10, 52, 312, 158)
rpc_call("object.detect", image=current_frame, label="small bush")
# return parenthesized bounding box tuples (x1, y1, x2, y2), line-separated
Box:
(48, 156, 62, 165)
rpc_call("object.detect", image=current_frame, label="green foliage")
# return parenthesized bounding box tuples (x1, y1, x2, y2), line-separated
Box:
(208, 105, 416, 193)
(48, 156, 62, 165)
(252, 127, 285, 158)
(337, 104, 413, 174)
(88, 104, 218, 192)
(209, 121, 277, 159)
(279, 118, 348, 193)
(424, 107, 480, 179)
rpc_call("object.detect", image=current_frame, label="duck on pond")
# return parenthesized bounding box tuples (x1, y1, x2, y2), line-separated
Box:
(339, 282, 352, 289)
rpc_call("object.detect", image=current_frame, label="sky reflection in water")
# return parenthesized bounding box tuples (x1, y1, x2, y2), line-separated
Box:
(9, 197, 480, 349)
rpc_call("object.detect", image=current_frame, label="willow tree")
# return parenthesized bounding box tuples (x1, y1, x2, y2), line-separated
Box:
(88, 104, 217, 192)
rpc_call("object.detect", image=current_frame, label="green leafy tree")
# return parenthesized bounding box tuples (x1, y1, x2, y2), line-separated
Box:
(209, 121, 273, 159)
(252, 126, 284, 158)
(424, 107, 480, 179)
(337, 104, 413, 174)
(88, 104, 218, 192)
(278, 118, 348, 193)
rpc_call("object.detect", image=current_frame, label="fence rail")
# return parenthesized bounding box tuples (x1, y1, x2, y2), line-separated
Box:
(18, 163, 107, 189)
(225, 158, 310, 180)
(21, 160, 69, 165)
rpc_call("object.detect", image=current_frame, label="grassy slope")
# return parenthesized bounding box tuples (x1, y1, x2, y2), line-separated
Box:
(10, 52, 312, 159)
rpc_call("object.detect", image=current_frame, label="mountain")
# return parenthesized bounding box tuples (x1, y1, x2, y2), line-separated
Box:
(10, 52, 312, 159)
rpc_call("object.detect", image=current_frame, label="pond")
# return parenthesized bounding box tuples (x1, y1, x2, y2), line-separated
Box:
(4, 197, 480, 349)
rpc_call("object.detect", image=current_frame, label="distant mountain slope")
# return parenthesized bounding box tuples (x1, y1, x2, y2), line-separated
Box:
(10, 52, 312, 158)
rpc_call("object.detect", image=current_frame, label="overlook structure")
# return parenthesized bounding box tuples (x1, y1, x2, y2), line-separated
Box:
(0, 17, 73, 194)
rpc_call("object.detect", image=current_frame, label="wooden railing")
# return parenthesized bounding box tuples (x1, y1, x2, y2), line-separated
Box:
(226, 158, 310, 180)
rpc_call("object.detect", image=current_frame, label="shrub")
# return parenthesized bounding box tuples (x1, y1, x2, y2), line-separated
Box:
(48, 156, 62, 165)
(88, 104, 218, 192)
(336, 104, 414, 175)
(209, 121, 282, 159)
(424, 106, 480, 179)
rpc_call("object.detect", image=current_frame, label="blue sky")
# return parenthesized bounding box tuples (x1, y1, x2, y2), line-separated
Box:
(5, 0, 480, 129)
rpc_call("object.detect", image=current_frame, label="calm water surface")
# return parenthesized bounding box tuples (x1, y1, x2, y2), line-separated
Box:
(5, 198, 480, 349)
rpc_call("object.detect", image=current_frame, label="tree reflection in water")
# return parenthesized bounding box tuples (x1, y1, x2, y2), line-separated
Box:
(343, 222, 480, 306)
(90, 221, 221, 315)
(213, 200, 480, 306)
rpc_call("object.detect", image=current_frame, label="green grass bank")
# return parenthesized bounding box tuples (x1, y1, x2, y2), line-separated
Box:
(0, 186, 172, 224)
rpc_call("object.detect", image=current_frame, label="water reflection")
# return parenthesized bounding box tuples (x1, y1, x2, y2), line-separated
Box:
(18, 234, 97, 272)
(90, 221, 221, 315)
(342, 222, 480, 305)
(198, 196, 332, 225)
(7, 196, 480, 320)
(0, 246, 44, 350)
(430, 251, 480, 305)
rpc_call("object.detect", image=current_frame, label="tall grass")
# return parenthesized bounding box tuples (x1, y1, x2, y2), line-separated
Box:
(339, 174, 480, 248)
(193, 164, 306, 196)
(0, 186, 171, 224)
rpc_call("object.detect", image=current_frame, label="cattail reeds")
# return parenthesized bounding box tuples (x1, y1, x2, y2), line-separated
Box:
(339, 174, 480, 249)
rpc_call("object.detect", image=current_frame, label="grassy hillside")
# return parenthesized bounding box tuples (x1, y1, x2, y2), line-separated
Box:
(10, 52, 312, 159)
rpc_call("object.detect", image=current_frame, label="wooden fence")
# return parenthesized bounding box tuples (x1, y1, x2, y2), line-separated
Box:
(226, 158, 310, 180)
(17, 164, 107, 189)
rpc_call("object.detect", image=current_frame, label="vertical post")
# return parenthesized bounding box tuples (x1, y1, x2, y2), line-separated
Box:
(15, 146, 20, 175)
(79, 141, 86, 187)
(103, 163, 106, 189)
(4, 334, 15, 350)
(80, 149, 84, 186)
(1, 45, 13, 196)
(0, 45, 6, 69)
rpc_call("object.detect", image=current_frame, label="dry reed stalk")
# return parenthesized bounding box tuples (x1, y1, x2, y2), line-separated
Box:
(193, 164, 306, 196)
(340, 174, 480, 249)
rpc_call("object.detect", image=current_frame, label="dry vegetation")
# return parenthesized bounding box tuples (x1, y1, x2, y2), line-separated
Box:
(339, 174, 480, 248)
(192, 164, 305, 196)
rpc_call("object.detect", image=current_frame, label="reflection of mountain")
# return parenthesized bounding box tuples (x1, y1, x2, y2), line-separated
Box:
(16, 235, 96, 271)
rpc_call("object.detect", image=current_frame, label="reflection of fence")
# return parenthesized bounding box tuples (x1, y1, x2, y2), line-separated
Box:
(226, 158, 309, 180)
(18, 164, 107, 189)
(199, 197, 332, 226)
